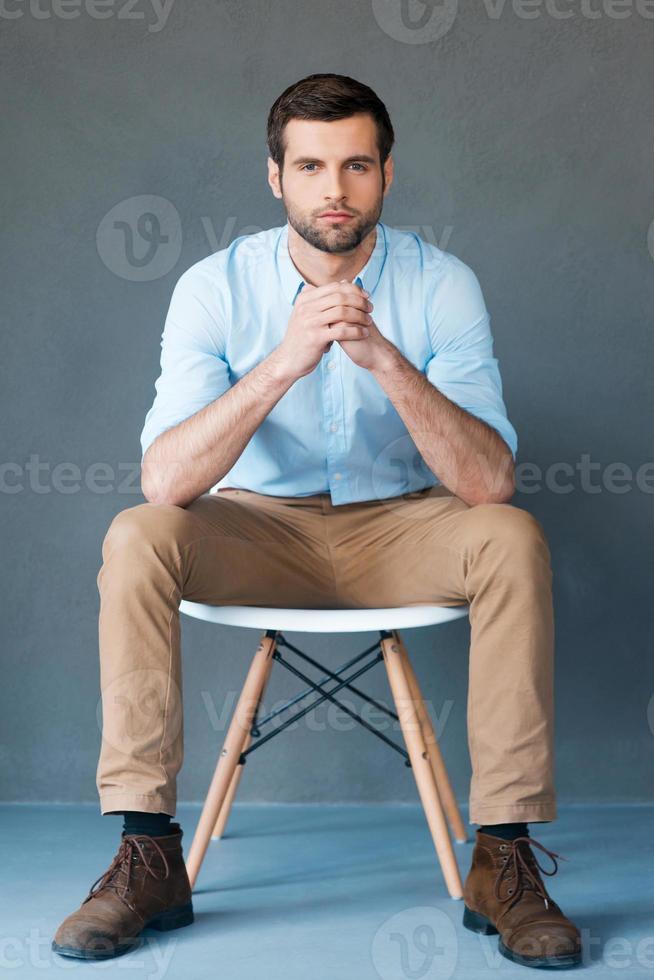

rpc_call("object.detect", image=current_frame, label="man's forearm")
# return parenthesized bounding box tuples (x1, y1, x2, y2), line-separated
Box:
(141, 349, 296, 508)
(370, 345, 515, 506)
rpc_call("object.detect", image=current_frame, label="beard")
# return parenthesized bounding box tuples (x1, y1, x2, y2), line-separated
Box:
(281, 180, 384, 255)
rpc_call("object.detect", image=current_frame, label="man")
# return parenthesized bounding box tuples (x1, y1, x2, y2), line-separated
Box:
(53, 73, 582, 969)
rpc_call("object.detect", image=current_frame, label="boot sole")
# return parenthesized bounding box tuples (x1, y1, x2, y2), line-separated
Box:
(463, 906, 582, 970)
(51, 902, 194, 960)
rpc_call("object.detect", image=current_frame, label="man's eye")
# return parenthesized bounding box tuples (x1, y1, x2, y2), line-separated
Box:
(300, 163, 368, 172)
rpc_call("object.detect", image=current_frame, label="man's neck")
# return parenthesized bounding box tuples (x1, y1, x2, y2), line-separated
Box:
(287, 224, 378, 287)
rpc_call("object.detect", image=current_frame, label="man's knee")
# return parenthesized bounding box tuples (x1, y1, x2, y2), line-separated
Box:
(467, 502, 550, 559)
(102, 501, 194, 554)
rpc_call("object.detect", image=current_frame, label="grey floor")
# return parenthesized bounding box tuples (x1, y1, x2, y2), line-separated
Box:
(1, 802, 650, 979)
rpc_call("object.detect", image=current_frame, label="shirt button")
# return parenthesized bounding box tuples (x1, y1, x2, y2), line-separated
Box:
(330, 423, 338, 432)
(328, 361, 336, 370)
(334, 472, 342, 480)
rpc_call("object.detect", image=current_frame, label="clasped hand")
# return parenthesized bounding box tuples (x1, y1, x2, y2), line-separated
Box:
(278, 278, 392, 380)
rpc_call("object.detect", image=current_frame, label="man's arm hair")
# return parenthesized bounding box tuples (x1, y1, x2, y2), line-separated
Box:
(141, 347, 295, 508)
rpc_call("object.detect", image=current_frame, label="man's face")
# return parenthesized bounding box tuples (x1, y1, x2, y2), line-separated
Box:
(268, 113, 393, 254)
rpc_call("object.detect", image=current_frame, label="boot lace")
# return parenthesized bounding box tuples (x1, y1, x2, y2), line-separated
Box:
(493, 835, 568, 912)
(82, 835, 170, 906)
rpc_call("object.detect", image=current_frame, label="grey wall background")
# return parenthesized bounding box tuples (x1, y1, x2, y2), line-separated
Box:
(2, 2, 653, 807)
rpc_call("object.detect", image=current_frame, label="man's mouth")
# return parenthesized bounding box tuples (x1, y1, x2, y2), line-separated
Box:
(318, 212, 354, 223)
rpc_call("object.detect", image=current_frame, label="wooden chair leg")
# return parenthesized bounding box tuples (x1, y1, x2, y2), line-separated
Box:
(210, 645, 275, 840)
(393, 629, 467, 844)
(380, 634, 463, 900)
(186, 632, 276, 888)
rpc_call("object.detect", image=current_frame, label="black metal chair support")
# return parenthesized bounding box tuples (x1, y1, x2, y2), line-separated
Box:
(239, 629, 412, 766)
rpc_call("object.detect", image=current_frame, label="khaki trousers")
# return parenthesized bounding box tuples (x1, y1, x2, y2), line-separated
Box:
(95, 485, 556, 825)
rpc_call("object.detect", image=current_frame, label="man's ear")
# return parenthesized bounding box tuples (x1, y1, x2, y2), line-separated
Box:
(267, 157, 282, 200)
(383, 153, 394, 197)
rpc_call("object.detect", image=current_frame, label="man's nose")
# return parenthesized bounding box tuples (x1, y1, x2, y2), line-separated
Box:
(323, 170, 349, 202)
(324, 196, 348, 209)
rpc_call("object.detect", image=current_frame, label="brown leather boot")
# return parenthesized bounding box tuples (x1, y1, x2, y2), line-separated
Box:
(462, 831, 582, 969)
(52, 823, 194, 960)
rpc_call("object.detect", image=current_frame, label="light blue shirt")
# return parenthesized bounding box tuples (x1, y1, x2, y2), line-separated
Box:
(140, 221, 517, 505)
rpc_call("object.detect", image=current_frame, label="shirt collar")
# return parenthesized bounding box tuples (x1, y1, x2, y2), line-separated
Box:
(276, 220, 388, 307)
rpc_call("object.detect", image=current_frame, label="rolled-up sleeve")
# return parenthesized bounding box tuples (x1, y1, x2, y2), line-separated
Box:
(140, 264, 232, 460)
(424, 256, 518, 460)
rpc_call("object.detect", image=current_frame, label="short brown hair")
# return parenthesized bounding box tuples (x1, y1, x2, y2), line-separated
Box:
(267, 73, 395, 173)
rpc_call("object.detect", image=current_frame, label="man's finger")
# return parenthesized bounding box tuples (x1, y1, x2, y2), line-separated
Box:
(300, 280, 368, 298)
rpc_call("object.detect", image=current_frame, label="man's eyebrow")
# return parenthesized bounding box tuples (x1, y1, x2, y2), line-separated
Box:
(289, 154, 378, 166)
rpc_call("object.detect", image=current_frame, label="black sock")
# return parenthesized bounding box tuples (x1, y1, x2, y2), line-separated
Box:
(116, 810, 176, 838)
(478, 821, 529, 840)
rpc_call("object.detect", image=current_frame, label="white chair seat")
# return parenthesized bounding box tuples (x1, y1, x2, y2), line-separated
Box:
(179, 600, 469, 633)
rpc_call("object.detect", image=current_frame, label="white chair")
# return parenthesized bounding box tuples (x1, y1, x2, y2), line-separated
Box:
(179, 601, 470, 900)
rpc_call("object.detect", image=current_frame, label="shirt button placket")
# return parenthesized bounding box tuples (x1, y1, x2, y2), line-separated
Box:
(323, 351, 346, 499)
